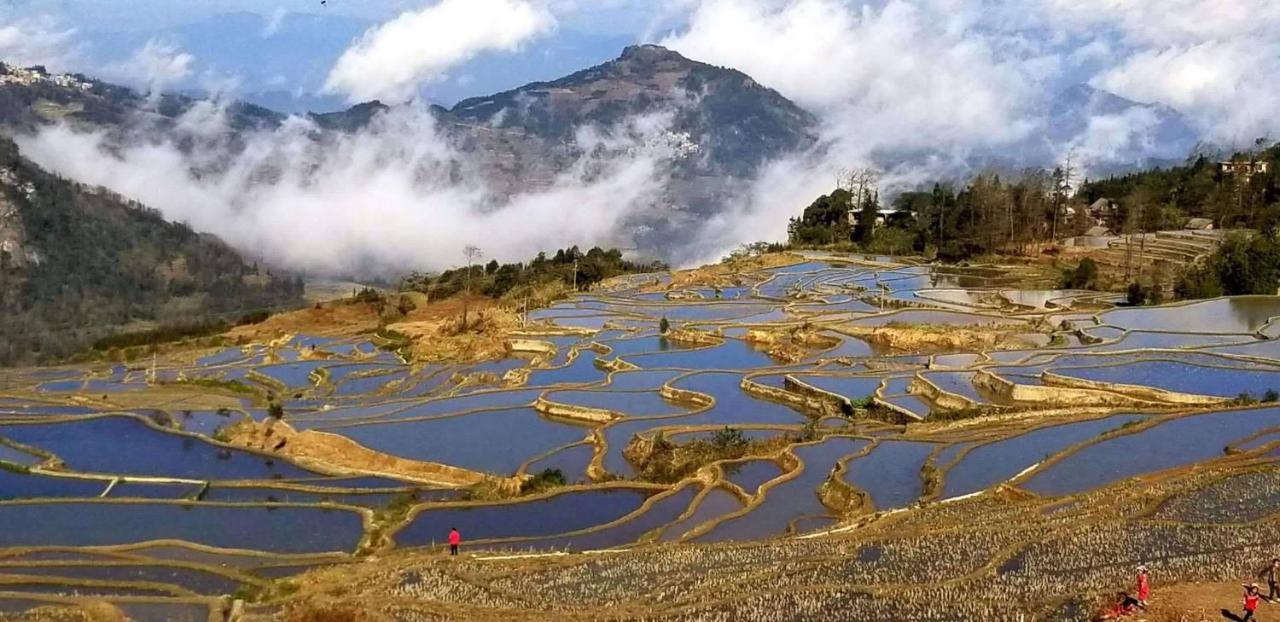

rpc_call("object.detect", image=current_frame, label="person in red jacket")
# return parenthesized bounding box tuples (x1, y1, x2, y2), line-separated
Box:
(1136, 565, 1150, 608)
(448, 527, 461, 556)
(1241, 582, 1261, 621)
(1099, 591, 1139, 619)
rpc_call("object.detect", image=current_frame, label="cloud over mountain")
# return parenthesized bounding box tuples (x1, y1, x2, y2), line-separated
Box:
(324, 0, 556, 103)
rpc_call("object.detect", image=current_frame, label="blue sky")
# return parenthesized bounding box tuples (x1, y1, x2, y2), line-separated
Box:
(3, 0, 1277, 151)
(0, 0, 670, 110)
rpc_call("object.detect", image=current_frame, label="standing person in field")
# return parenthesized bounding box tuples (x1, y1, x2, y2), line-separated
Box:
(1240, 583, 1261, 621)
(448, 527, 461, 556)
(1136, 565, 1150, 609)
(1258, 558, 1280, 601)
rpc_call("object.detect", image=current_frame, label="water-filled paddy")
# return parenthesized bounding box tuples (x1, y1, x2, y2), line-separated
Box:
(1100, 297, 1280, 333)
(723, 459, 785, 493)
(0, 563, 243, 595)
(524, 443, 594, 481)
(696, 437, 870, 541)
(0, 502, 363, 553)
(842, 440, 934, 510)
(1050, 360, 1280, 398)
(515, 486, 699, 551)
(334, 408, 590, 474)
(789, 374, 882, 401)
(1022, 407, 1280, 496)
(0, 417, 318, 480)
(941, 414, 1147, 499)
(396, 488, 654, 546)
(11, 256, 1280, 607)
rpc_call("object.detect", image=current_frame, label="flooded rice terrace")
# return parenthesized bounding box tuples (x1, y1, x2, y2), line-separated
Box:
(5, 250, 1280, 614)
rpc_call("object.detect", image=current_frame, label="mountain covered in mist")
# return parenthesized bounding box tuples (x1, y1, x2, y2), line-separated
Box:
(0, 46, 820, 263)
(0, 45, 1203, 275)
(0, 135, 303, 364)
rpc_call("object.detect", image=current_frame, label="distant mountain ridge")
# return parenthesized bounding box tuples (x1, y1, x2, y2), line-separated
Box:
(0, 46, 1207, 267)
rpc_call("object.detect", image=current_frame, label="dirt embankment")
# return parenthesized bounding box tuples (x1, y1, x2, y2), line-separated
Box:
(837, 323, 1043, 354)
(388, 299, 522, 364)
(226, 292, 525, 366)
(223, 418, 491, 487)
(666, 252, 800, 290)
(745, 327, 841, 363)
(228, 300, 384, 342)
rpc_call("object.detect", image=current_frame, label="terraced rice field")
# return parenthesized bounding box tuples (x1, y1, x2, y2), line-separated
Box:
(5, 252, 1280, 619)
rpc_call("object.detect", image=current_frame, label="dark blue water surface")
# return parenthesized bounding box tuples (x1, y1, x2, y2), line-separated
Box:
(842, 440, 935, 510)
(696, 437, 869, 542)
(723, 459, 785, 493)
(0, 502, 363, 553)
(395, 488, 654, 546)
(1052, 361, 1280, 398)
(524, 443, 594, 482)
(659, 487, 744, 542)
(0, 417, 318, 480)
(513, 486, 699, 551)
(943, 415, 1147, 499)
(1023, 408, 1280, 496)
(334, 408, 590, 474)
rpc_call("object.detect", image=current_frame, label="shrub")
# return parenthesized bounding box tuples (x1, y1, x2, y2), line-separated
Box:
(521, 468, 567, 494)
(1062, 258, 1099, 290)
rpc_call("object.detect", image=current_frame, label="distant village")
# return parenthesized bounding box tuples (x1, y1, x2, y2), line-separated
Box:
(0, 63, 93, 91)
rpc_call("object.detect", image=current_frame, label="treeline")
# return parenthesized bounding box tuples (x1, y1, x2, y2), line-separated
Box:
(1176, 233, 1280, 299)
(790, 142, 1280, 261)
(0, 137, 304, 365)
(791, 167, 1075, 259)
(1079, 142, 1280, 234)
(398, 246, 666, 302)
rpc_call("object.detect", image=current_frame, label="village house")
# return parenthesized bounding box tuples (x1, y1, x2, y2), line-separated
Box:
(1219, 160, 1270, 181)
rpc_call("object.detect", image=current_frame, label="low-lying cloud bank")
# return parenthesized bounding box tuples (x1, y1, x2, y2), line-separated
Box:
(17, 104, 682, 275)
(7, 0, 1280, 276)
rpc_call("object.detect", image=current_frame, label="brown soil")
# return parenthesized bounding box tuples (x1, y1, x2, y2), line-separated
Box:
(0, 602, 127, 622)
(387, 297, 521, 364)
(227, 293, 524, 365)
(223, 419, 488, 487)
(745, 327, 841, 363)
(837, 324, 1042, 354)
(1122, 581, 1256, 621)
(72, 385, 250, 411)
(666, 252, 800, 290)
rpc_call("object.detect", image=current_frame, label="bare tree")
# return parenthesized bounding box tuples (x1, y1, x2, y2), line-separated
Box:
(462, 245, 483, 329)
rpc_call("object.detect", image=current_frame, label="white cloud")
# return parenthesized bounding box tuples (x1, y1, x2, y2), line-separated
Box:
(105, 40, 195, 94)
(17, 104, 682, 275)
(1094, 40, 1279, 146)
(0, 14, 77, 70)
(324, 0, 556, 104)
(660, 0, 1042, 155)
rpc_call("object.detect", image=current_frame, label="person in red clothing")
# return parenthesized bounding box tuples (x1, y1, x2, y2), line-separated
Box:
(1241, 582, 1261, 621)
(1136, 565, 1150, 609)
(448, 527, 461, 556)
(1099, 591, 1139, 619)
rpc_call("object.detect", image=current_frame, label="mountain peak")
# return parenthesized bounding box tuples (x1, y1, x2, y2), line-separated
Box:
(617, 44, 686, 64)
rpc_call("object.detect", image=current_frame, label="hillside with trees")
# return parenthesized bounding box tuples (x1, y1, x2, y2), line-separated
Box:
(787, 143, 1280, 299)
(0, 136, 304, 364)
(398, 246, 665, 307)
